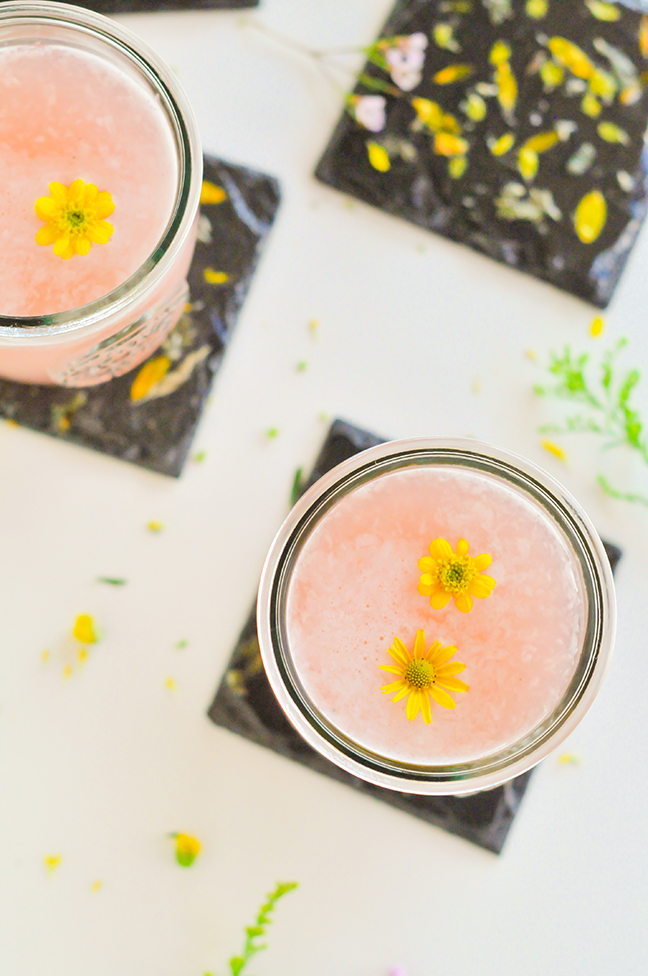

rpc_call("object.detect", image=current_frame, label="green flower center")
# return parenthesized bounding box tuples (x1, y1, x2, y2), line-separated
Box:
(404, 659, 435, 689)
(65, 208, 88, 230)
(437, 556, 475, 593)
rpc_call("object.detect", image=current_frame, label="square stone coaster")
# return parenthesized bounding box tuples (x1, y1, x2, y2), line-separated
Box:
(208, 419, 622, 854)
(71, 0, 258, 12)
(0, 156, 280, 477)
(315, 0, 648, 308)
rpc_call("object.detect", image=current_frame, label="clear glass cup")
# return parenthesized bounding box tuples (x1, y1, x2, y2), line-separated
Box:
(0, 0, 202, 387)
(257, 437, 616, 796)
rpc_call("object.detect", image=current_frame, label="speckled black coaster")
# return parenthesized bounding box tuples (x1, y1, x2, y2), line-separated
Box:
(0, 156, 279, 477)
(316, 0, 648, 308)
(71, 0, 257, 12)
(208, 420, 621, 853)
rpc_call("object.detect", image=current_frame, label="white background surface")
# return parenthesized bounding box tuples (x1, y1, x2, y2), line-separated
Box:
(1, 1, 648, 974)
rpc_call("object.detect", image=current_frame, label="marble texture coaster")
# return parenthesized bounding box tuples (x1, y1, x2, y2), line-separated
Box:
(72, 0, 258, 12)
(316, 0, 648, 308)
(0, 156, 280, 478)
(208, 419, 622, 853)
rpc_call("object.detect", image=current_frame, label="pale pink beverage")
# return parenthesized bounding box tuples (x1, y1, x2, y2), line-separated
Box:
(0, 2, 201, 386)
(258, 439, 616, 795)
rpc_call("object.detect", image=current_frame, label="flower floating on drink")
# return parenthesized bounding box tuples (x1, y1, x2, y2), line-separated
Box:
(418, 537, 496, 613)
(35, 179, 114, 259)
(380, 630, 468, 725)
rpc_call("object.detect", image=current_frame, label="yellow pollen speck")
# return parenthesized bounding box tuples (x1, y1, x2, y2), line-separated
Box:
(78, 648, 88, 665)
(199, 181, 227, 205)
(165, 677, 177, 691)
(172, 832, 201, 867)
(526, 0, 548, 18)
(308, 319, 319, 336)
(41, 650, 50, 665)
(472, 378, 481, 394)
(147, 521, 164, 533)
(203, 268, 229, 285)
(559, 753, 581, 765)
(542, 439, 567, 462)
(44, 855, 62, 874)
(35, 179, 114, 260)
(63, 665, 73, 680)
(73, 614, 99, 645)
(525, 349, 538, 361)
(590, 316, 605, 337)
(91, 880, 103, 893)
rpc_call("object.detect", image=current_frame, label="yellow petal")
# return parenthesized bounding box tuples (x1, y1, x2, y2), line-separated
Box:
(526, 0, 548, 18)
(585, 1, 620, 21)
(430, 643, 458, 667)
(367, 141, 390, 172)
(597, 121, 630, 146)
(387, 643, 409, 666)
(35, 224, 59, 246)
(381, 678, 408, 695)
(641, 15, 648, 58)
(34, 196, 59, 220)
(392, 684, 411, 703)
(200, 180, 227, 205)
(436, 676, 469, 693)
(490, 41, 511, 66)
(519, 147, 539, 181)
(454, 591, 473, 613)
(473, 553, 492, 571)
(488, 133, 515, 156)
(448, 155, 467, 179)
(434, 132, 469, 157)
(413, 629, 426, 659)
(418, 556, 436, 572)
(73, 614, 98, 644)
(548, 38, 594, 80)
(379, 664, 405, 676)
(131, 356, 172, 401)
(95, 192, 115, 219)
(581, 92, 602, 118)
(406, 689, 422, 721)
(455, 538, 469, 556)
(430, 591, 453, 610)
(412, 97, 444, 129)
(420, 692, 432, 725)
(433, 64, 473, 85)
(87, 220, 114, 245)
(424, 639, 443, 662)
(53, 234, 72, 258)
(49, 181, 68, 203)
(429, 538, 453, 560)
(83, 182, 98, 205)
(418, 583, 434, 596)
(68, 178, 85, 203)
(590, 316, 604, 337)
(574, 190, 606, 244)
(203, 268, 229, 285)
(469, 574, 496, 598)
(393, 636, 412, 662)
(524, 131, 559, 153)
(74, 236, 92, 256)
(418, 573, 434, 587)
(429, 684, 456, 709)
(435, 662, 466, 677)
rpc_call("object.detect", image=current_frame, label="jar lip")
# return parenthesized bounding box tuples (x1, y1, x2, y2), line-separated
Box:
(257, 436, 617, 796)
(0, 0, 202, 337)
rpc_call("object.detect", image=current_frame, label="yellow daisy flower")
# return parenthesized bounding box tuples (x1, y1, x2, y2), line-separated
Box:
(418, 537, 495, 613)
(380, 629, 468, 724)
(35, 179, 114, 260)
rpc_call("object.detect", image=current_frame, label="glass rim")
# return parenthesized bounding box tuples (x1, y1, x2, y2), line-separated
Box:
(0, 0, 202, 338)
(257, 436, 617, 796)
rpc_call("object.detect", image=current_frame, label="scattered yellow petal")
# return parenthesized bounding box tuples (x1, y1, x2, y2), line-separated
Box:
(541, 439, 567, 462)
(490, 41, 511, 66)
(199, 181, 227, 205)
(203, 268, 229, 285)
(597, 121, 630, 146)
(559, 753, 581, 765)
(526, 0, 548, 18)
(44, 855, 62, 874)
(41, 650, 50, 665)
(524, 131, 559, 154)
(433, 64, 473, 85)
(448, 155, 468, 178)
(165, 677, 177, 691)
(540, 60, 564, 91)
(488, 132, 515, 156)
(412, 97, 444, 130)
(367, 141, 390, 172)
(91, 880, 103, 893)
(590, 316, 605, 337)
(172, 832, 201, 867)
(461, 91, 487, 121)
(581, 92, 602, 117)
(574, 190, 607, 244)
(5, 418, 18, 427)
(130, 356, 172, 401)
(585, 1, 620, 21)
(73, 614, 99, 645)
(63, 665, 73, 680)
(147, 521, 164, 533)
(641, 16, 648, 58)
(434, 132, 469, 157)
(548, 37, 595, 80)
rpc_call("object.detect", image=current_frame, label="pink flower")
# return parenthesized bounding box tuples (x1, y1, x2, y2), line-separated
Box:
(354, 95, 387, 132)
(385, 32, 428, 91)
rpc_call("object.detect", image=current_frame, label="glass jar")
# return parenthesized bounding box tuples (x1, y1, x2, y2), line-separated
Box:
(257, 437, 616, 796)
(0, 0, 202, 387)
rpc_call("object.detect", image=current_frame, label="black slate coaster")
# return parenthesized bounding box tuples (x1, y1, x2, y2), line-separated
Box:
(69, 0, 258, 12)
(209, 419, 622, 853)
(0, 156, 280, 477)
(316, 0, 648, 308)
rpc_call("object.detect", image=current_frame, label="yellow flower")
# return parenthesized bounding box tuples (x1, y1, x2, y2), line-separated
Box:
(73, 614, 99, 644)
(35, 179, 114, 260)
(171, 832, 201, 867)
(380, 630, 468, 724)
(418, 538, 495, 613)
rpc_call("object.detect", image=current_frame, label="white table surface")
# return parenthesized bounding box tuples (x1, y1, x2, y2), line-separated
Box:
(2, 2, 648, 974)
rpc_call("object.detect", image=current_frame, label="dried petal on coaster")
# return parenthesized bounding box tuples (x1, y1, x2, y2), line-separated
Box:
(316, 0, 648, 308)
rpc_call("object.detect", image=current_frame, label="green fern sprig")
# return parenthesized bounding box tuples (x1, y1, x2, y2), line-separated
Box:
(535, 339, 648, 505)
(226, 881, 298, 976)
